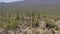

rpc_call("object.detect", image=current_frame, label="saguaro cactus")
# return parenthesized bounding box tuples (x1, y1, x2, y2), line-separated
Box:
(32, 11, 35, 27)
(9, 13, 11, 29)
(15, 14, 20, 20)
(22, 15, 24, 22)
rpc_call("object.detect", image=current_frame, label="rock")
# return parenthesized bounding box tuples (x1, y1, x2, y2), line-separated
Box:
(39, 21, 46, 28)
(35, 32, 40, 34)
(0, 28, 4, 33)
(49, 28, 54, 34)
(56, 20, 60, 29)
(8, 30, 14, 34)
(14, 28, 22, 34)
(35, 28, 44, 34)
(3, 31, 8, 34)
(23, 27, 33, 34)
(23, 31, 27, 34)
(54, 30, 60, 34)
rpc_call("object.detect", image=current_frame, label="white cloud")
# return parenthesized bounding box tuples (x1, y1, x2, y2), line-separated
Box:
(0, 0, 24, 3)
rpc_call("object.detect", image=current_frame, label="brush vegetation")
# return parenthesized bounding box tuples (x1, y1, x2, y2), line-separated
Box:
(0, 6, 60, 34)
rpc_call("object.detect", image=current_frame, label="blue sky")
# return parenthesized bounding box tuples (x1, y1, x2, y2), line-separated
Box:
(0, 0, 24, 3)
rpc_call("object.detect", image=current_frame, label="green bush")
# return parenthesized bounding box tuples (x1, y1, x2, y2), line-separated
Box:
(45, 17, 56, 28)
(43, 31, 50, 34)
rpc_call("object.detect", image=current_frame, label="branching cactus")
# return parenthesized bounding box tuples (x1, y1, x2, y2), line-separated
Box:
(29, 12, 32, 28)
(38, 13, 40, 19)
(29, 12, 35, 28)
(9, 13, 11, 29)
(22, 15, 24, 22)
(35, 13, 41, 27)
(35, 18, 39, 27)
(32, 12, 35, 27)
(15, 14, 20, 20)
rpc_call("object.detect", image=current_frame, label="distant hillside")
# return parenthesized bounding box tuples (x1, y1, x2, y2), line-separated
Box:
(0, 0, 60, 7)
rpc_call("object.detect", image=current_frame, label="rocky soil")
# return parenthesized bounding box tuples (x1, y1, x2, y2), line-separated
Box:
(0, 15, 60, 34)
(0, 20, 60, 34)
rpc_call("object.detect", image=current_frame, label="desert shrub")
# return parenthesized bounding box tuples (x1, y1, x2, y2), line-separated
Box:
(2, 22, 9, 29)
(2, 17, 22, 29)
(43, 31, 50, 34)
(45, 18, 56, 28)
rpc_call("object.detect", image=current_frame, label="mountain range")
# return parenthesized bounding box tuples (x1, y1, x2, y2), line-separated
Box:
(0, 0, 60, 7)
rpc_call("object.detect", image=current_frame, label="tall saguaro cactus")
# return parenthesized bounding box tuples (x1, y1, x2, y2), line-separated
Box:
(16, 14, 20, 20)
(32, 11, 35, 27)
(38, 13, 40, 19)
(9, 13, 11, 29)
(22, 15, 24, 23)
